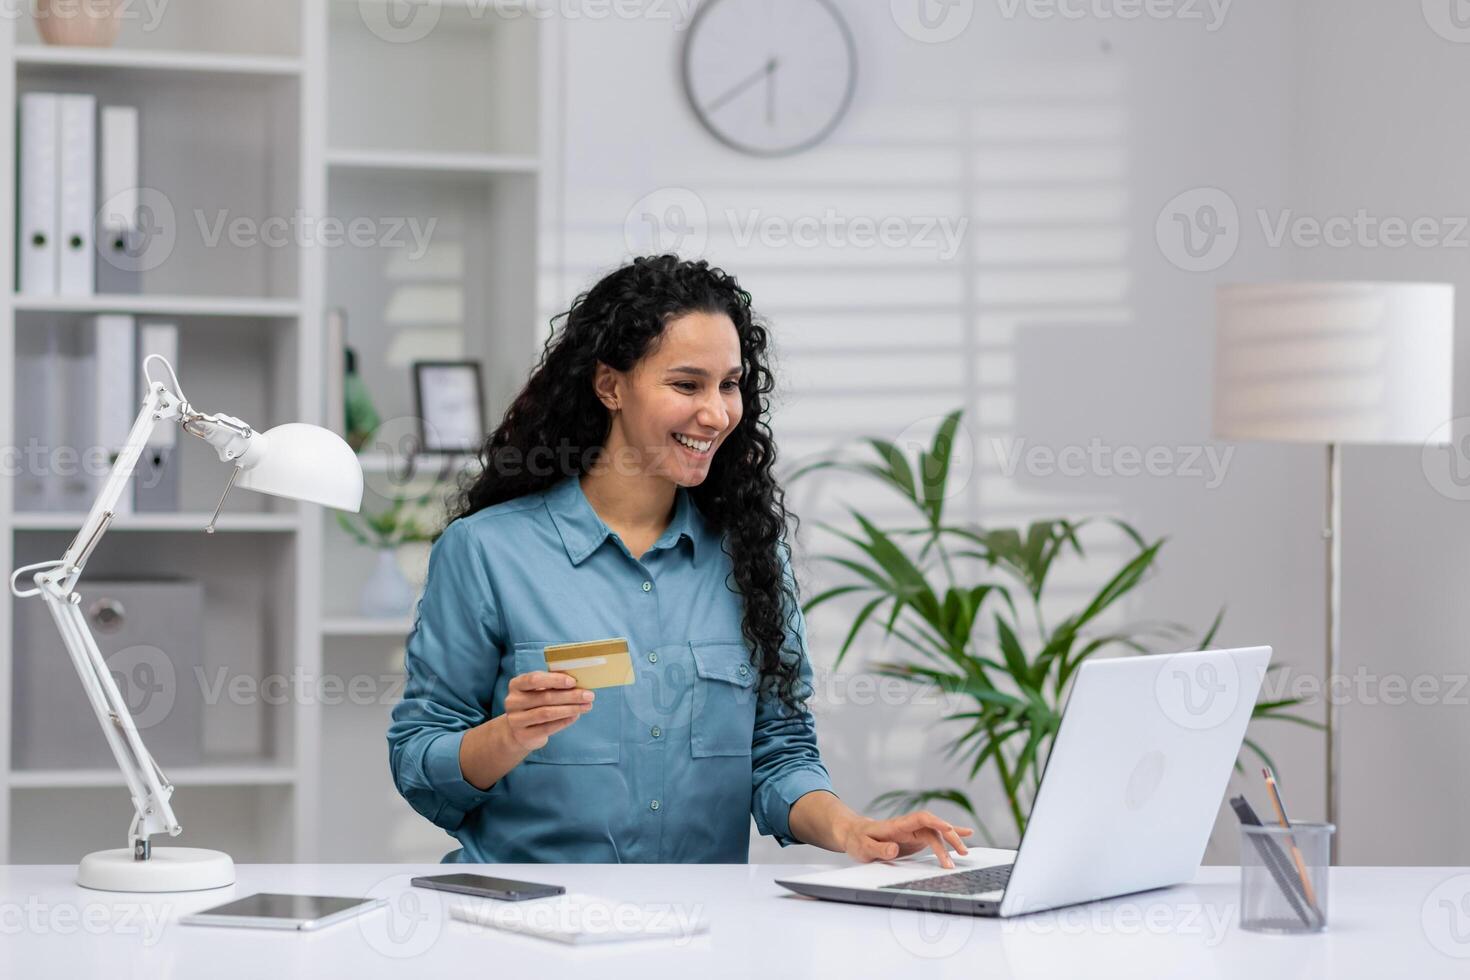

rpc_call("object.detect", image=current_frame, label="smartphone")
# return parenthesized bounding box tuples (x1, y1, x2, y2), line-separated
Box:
(410, 873, 566, 902)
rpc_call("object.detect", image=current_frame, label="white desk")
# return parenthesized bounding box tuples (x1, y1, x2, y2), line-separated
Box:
(1, 863, 1467, 978)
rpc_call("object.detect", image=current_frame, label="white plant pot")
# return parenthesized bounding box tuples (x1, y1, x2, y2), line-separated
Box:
(395, 541, 431, 592)
(360, 548, 416, 618)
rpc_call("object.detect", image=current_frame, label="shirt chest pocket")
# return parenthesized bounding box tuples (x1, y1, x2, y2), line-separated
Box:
(689, 640, 759, 758)
(511, 642, 621, 765)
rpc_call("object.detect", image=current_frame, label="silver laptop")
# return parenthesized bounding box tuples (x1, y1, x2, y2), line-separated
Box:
(777, 646, 1271, 917)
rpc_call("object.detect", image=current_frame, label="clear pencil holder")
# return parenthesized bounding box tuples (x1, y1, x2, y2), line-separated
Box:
(1238, 821, 1333, 934)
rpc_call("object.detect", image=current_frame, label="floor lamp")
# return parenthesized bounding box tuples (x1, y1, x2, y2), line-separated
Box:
(1213, 281, 1454, 862)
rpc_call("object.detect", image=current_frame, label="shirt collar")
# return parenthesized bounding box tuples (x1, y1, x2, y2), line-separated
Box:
(545, 475, 701, 566)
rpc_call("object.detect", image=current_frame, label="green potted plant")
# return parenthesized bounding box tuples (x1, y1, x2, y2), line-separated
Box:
(336, 491, 440, 618)
(793, 409, 1318, 845)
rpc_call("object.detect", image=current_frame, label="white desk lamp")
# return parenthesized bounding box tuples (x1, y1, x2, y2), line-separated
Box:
(8, 355, 363, 892)
(1213, 281, 1454, 861)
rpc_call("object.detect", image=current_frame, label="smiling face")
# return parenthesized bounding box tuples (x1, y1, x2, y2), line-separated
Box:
(594, 310, 745, 487)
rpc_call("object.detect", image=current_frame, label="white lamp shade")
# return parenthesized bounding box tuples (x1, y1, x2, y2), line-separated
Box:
(235, 422, 364, 511)
(1213, 281, 1454, 445)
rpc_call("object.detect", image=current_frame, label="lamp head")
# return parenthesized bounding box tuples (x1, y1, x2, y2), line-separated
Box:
(234, 423, 363, 512)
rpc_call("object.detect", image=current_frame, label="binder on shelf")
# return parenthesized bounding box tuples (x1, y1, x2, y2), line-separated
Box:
(134, 321, 180, 512)
(14, 327, 60, 511)
(95, 315, 136, 515)
(57, 94, 97, 296)
(97, 104, 141, 295)
(18, 92, 60, 295)
(58, 323, 99, 512)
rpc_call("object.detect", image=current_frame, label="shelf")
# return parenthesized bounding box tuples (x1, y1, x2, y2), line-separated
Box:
(356, 452, 476, 475)
(9, 764, 297, 789)
(15, 45, 301, 78)
(339, 0, 537, 9)
(327, 148, 538, 177)
(11, 513, 301, 533)
(321, 616, 415, 637)
(11, 294, 301, 318)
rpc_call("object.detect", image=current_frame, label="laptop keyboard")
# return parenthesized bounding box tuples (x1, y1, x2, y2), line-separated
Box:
(881, 863, 1013, 896)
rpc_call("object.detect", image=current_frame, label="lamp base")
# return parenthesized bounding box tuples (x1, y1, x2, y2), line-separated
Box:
(77, 847, 235, 892)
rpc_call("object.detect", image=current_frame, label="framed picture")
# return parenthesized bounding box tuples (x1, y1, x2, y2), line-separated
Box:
(412, 361, 486, 453)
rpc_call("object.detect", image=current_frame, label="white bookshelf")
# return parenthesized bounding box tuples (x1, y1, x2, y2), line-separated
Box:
(12, 294, 302, 317)
(0, 1, 551, 864)
(326, 148, 539, 177)
(321, 616, 414, 637)
(13, 45, 304, 78)
(8, 764, 298, 790)
(9, 513, 302, 532)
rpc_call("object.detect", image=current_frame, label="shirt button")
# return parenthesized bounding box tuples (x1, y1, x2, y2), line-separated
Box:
(738, 665, 750, 677)
(641, 581, 652, 592)
(649, 799, 661, 812)
(647, 652, 658, 664)
(650, 726, 661, 739)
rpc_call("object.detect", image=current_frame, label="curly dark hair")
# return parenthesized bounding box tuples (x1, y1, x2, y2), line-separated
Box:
(443, 255, 807, 713)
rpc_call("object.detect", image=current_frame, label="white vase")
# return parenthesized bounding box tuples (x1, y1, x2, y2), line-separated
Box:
(395, 541, 431, 592)
(35, 0, 124, 47)
(360, 548, 415, 618)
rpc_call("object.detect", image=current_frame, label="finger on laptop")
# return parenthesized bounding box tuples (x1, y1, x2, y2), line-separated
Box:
(906, 811, 969, 860)
(921, 828, 953, 868)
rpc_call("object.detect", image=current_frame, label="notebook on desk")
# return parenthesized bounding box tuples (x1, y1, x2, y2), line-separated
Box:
(449, 893, 709, 945)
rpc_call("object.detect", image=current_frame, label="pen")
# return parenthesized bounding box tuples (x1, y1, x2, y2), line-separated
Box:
(1262, 767, 1320, 911)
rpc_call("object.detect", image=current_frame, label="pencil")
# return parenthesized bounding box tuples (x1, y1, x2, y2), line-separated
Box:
(1262, 767, 1320, 911)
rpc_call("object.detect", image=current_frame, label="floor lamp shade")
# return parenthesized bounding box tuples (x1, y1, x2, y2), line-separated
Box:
(1213, 282, 1454, 445)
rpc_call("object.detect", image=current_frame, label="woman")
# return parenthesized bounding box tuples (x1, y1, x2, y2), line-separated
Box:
(388, 255, 973, 866)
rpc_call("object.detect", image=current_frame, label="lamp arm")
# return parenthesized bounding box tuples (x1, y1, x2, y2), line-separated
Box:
(64, 381, 184, 587)
(10, 380, 187, 858)
(41, 585, 178, 854)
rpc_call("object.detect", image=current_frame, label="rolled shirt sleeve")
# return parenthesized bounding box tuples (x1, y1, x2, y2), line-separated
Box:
(387, 519, 502, 832)
(750, 540, 835, 845)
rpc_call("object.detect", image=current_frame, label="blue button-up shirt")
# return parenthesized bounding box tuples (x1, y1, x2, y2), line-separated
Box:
(387, 474, 835, 863)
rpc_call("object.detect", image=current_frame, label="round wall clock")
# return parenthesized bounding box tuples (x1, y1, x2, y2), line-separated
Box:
(681, 0, 858, 157)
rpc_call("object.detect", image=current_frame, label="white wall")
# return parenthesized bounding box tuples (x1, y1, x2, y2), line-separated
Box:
(538, 0, 1462, 865)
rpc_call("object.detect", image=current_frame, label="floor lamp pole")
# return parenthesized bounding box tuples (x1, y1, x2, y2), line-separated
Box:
(1325, 442, 1342, 864)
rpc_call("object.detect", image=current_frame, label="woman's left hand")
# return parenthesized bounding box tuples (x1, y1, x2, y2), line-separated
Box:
(840, 810, 974, 869)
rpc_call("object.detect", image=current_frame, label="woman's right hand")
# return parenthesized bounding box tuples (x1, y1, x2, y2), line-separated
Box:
(503, 671, 596, 752)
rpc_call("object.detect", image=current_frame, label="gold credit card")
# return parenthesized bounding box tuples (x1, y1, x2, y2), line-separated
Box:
(543, 637, 635, 689)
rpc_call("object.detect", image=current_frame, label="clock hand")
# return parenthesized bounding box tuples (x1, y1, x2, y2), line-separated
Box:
(766, 57, 778, 125)
(707, 56, 779, 115)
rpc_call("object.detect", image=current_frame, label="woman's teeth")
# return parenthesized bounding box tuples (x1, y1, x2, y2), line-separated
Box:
(673, 433, 713, 453)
